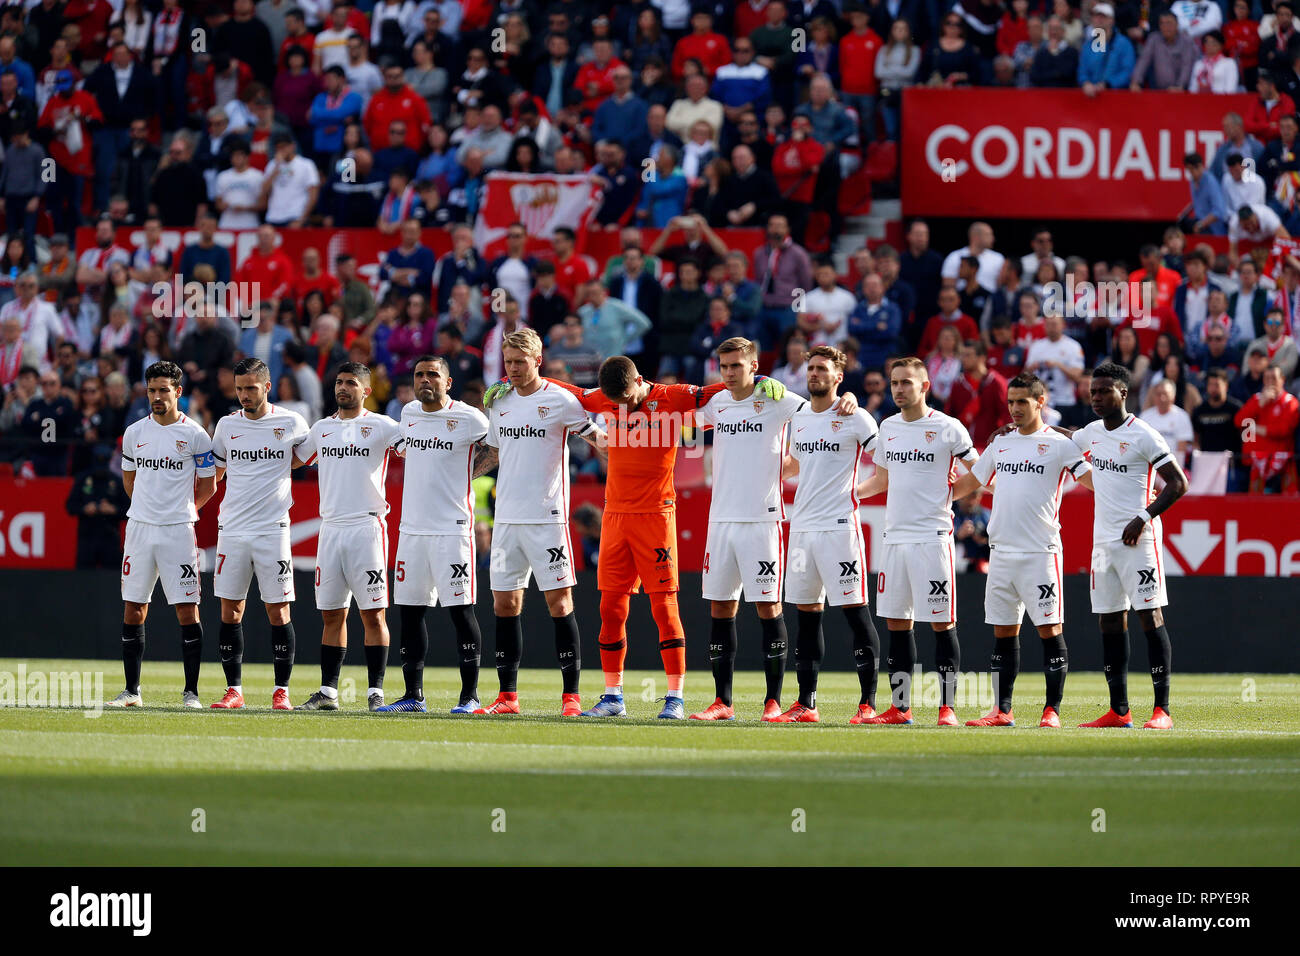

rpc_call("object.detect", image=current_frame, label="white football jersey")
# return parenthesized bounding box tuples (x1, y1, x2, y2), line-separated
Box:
(1072, 415, 1176, 543)
(399, 399, 490, 534)
(696, 389, 806, 522)
(876, 409, 978, 543)
(121, 413, 216, 525)
(787, 406, 878, 532)
(971, 426, 1089, 553)
(297, 411, 404, 525)
(485, 381, 595, 524)
(211, 405, 310, 534)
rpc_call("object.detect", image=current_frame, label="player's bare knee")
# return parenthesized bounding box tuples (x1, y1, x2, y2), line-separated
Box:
(264, 602, 291, 626)
(221, 598, 245, 624)
(1139, 607, 1163, 631)
(175, 603, 200, 625)
(993, 625, 1021, 638)
(123, 602, 148, 626)
(493, 590, 522, 617)
(797, 603, 824, 612)
(931, 621, 955, 633)
(545, 588, 573, 617)
(360, 608, 388, 640)
(1098, 611, 1126, 632)
(1037, 624, 1063, 639)
(711, 600, 738, 619)
(886, 618, 912, 631)
(755, 601, 783, 620)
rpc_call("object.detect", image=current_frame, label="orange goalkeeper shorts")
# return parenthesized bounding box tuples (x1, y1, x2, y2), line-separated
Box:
(598, 511, 679, 595)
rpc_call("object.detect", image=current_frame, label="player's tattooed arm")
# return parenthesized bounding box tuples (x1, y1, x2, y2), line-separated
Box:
(854, 467, 888, 499)
(1122, 459, 1187, 546)
(781, 454, 800, 479)
(194, 474, 217, 511)
(471, 440, 498, 478)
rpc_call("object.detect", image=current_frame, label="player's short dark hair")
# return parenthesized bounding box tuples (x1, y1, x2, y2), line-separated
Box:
(413, 354, 449, 376)
(807, 345, 847, 372)
(599, 355, 639, 397)
(336, 361, 371, 384)
(144, 360, 183, 387)
(232, 357, 270, 381)
(1092, 360, 1131, 388)
(1008, 372, 1047, 397)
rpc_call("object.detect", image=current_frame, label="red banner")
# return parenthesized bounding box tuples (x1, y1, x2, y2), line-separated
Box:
(7, 474, 1300, 577)
(901, 88, 1257, 221)
(471, 172, 605, 259)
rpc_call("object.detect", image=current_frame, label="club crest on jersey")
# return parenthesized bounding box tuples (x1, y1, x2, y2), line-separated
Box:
(1119, 441, 1129, 454)
(830, 420, 842, 432)
(537, 406, 549, 419)
(925, 430, 936, 444)
(1037, 443, 1049, 455)
(752, 400, 764, 413)
(446, 419, 458, 431)
(273, 427, 286, 441)
(175, 439, 188, 453)
(646, 400, 659, 412)
(360, 426, 372, 439)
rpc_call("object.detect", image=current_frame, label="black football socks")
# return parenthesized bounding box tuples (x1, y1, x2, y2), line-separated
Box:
(887, 628, 917, 710)
(320, 643, 346, 693)
(180, 622, 202, 695)
(218, 621, 243, 689)
(992, 636, 1019, 713)
(398, 605, 429, 700)
(1145, 624, 1172, 712)
(843, 605, 880, 709)
(364, 643, 387, 693)
(760, 615, 789, 705)
(1101, 625, 1130, 716)
(122, 622, 145, 695)
(271, 622, 295, 688)
(449, 605, 482, 705)
(495, 614, 523, 693)
(552, 612, 581, 695)
(935, 627, 960, 709)
(794, 610, 823, 709)
(709, 616, 738, 706)
(1042, 632, 1068, 712)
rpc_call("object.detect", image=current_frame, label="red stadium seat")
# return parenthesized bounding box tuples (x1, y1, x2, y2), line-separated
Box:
(863, 141, 897, 182)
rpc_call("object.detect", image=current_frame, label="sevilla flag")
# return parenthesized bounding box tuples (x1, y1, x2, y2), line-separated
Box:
(473, 173, 605, 258)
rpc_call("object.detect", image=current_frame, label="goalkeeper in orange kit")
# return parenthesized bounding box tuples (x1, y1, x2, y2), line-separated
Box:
(484, 356, 787, 717)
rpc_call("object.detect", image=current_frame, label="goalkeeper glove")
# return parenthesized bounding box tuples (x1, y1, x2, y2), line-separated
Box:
(483, 381, 512, 409)
(754, 375, 786, 402)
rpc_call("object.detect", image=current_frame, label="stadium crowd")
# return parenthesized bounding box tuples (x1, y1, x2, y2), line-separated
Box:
(0, 0, 1299, 511)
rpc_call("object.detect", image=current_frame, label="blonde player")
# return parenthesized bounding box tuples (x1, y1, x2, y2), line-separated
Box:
(294, 363, 405, 711)
(476, 328, 605, 717)
(691, 337, 857, 721)
(109, 361, 216, 708)
(377, 355, 495, 714)
(950, 373, 1091, 728)
(777, 346, 880, 723)
(855, 356, 979, 726)
(208, 358, 311, 711)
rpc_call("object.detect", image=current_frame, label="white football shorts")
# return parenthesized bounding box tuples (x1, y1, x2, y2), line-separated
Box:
(489, 522, 576, 592)
(875, 539, 956, 623)
(701, 521, 783, 602)
(315, 518, 390, 611)
(784, 527, 869, 606)
(120, 519, 201, 605)
(213, 527, 295, 603)
(395, 532, 476, 606)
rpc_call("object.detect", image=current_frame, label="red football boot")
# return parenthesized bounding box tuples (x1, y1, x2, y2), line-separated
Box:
(849, 703, 877, 724)
(1039, 706, 1060, 728)
(474, 693, 521, 715)
(965, 708, 1015, 727)
(773, 702, 820, 722)
(1143, 707, 1173, 729)
(689, 698, 736, 720)
(210, 687, 244, 709)
(760, 699, 782, 722)
(863, 705, 914, 724)
(271, 688, 293, 711)
(561, 693, 583, 716)
(937, 705, 959, 726)
(1078, 708, 1134, 728)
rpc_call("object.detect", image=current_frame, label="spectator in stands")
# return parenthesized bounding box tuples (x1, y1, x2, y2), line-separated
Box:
(948, 339, 1010, 445)
(925, 10, 986, 86)
(918, 286, 980, 357)
(259, 133, 319, 228)
(1222, 152, 1266, 215)
(178, 305, 235, 403)
(751, 212, 812, 347)
(1197, 322, 1246, 379)
(1174, 248, 1220, 340)
(1147, 352, 1203, 412)
(1078, 4, 1135, 95)
(528, 260, 570, 345)
(1193, 367, 1247, 489)
(658, 257, 709, 375)
(627, 101, 683, 167)
(1262, 1, 1297, 77)
(436, 325, 483, 399)
(1228, 202, 1289, 263)
(84, 40, 154, 213)
(607, 245, 662, 371)
(1249, 308, 1300, 380)
(546, 313, 602, 387)
(381, 218, 436, 298)
(672, 10, 729, 81)
(1030, 15, 1078, 88)
(578, 281, 652, 362)
(667, 73, 723, 145)
(713, 37, 771, 140)
(1130, 11, 1198, 91)
(771, 332, 811, 397)
(432, 223, 485, 314)
(1247, 72, 1294, 145)
(534, 31, 578, 119)
(637, 143, 689, 227)
(926, 324, 963, 407)
(1109, 325, 1151, 411)
(1179, 151, 1228, 235)
(1025, 312, 1085, 409)
(1188, 30, 1238, 94)
(1232, 344, 1270, 402)
(798, 260, 853, 347)
(1143, 378, 1195, 463)
(309, 66, 364, 165)
(847, 272, 903, 372)
(550, 225, 594, 303)
(344, 34, 384, 109)
(875, 19, 920, 140)
(237, 302, 295, 399)
(1228, 258, 1269, 339)
(1210, 111, 1264, 182)
(797, 16, 841, 97)
(987, 314, 1027, 379)
(388, 292, 438, 376)
(688, 295, 745, 385)
(1236, 365, 1300, 492)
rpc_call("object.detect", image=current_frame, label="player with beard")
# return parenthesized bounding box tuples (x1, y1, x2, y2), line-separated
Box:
(855, 357, 978, 726)
(949, 373, 1091, 727)
(777, 346, 881, 722)
(110, 361, 216, 708)
(377, 355, 494, 713)
(294, 364, 405, 711)
(209, 358, 311, 710)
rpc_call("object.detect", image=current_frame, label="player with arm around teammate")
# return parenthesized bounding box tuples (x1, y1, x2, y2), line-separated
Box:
(948, 373, 1092, 728)
(376, 355, 494, 714)
(109, 361, 217, 708)
(209, 358, 311, 710)
(294, 363, 406, 711)
(776, 345, 883, 722)
(853, 356, 979, 726)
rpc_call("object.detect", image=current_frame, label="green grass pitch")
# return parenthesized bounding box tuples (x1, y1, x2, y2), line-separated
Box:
(1, 659, 1297, 866)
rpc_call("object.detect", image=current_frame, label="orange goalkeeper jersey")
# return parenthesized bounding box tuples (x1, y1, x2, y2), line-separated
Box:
(547, 378, 722, 514)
